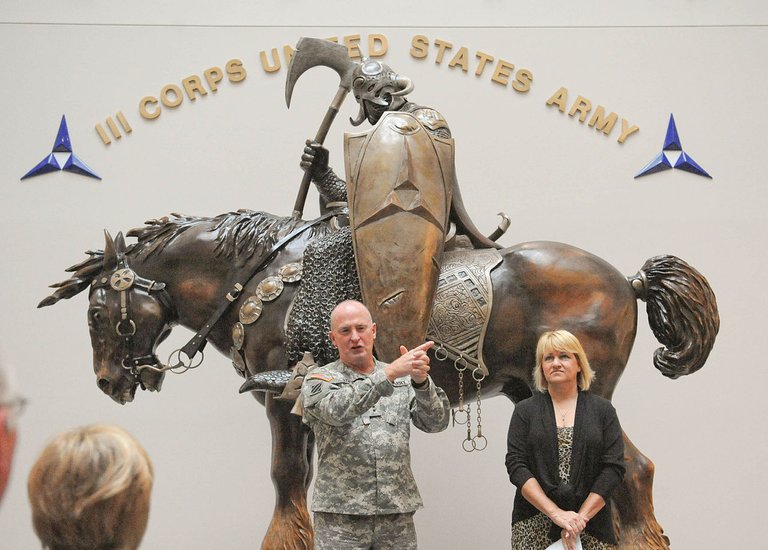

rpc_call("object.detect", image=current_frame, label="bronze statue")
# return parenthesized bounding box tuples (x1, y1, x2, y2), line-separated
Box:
(36, 36, 719, 550)
(285, 38, 508, 372)
(40, 208, 718, 549)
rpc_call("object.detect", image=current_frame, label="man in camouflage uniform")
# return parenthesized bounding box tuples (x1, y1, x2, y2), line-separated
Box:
(300, 300, 451, 549)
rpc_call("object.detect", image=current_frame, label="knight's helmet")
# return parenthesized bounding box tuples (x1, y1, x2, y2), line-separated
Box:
(349, 58, 414, 126)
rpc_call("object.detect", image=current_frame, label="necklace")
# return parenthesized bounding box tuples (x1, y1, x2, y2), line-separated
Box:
(553, 398, 577, 426)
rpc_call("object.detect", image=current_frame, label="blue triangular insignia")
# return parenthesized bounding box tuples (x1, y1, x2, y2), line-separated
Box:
(21, 115, 101, 181)
(635, 113, 711, 180)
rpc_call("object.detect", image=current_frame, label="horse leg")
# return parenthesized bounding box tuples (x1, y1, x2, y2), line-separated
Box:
(304, 428, 315, 492)
(613, 432, 670, 550)
(261, 393, 314, 550)
(571, 336, 668, 549)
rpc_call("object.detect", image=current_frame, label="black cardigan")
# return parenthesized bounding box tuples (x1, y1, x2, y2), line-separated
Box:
(505, 391, 625, 544)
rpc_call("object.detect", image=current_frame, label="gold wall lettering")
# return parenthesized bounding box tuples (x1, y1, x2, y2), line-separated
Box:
(137, 59, 246, 122)
(545, 86, 639, 144)
(409, 35, 533, 93)
(94, 33, 638, 149)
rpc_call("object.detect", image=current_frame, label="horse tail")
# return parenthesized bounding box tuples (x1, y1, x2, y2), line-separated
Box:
(627, 255, 719, 379)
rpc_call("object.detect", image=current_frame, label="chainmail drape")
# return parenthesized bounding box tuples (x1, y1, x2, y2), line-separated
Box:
(285, 226, 362, 366)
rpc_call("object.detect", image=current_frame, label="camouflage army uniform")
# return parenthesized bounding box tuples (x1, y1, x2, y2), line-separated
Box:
(301, 358, 451, 548)
(313, 511, 417, 550)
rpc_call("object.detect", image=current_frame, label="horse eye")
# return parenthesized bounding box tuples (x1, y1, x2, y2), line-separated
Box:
(88, 309, 104, 324)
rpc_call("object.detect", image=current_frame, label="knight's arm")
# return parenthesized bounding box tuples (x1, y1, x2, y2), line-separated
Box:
(300, 139, 348, 203)
(450, 182, 503, 249)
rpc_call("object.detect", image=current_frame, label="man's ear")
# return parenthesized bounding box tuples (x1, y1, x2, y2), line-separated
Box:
(328, 331, 337, 347)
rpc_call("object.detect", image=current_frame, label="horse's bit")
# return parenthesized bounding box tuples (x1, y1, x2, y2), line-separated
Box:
(91, 261, 197, 378)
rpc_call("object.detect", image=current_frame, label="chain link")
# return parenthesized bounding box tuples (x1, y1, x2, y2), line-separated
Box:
(472, 369, 487, 451)
(451, 350, 469, 427)
(462, 401, 474, 452)
(439, 342, 488, 452)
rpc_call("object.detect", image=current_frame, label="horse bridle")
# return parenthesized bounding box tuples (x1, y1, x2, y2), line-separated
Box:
(90, 259, 178, 379)
(91, 211, 339, 381)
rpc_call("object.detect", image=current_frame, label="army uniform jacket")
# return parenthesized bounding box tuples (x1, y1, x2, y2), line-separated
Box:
(301, 359, 451, 515)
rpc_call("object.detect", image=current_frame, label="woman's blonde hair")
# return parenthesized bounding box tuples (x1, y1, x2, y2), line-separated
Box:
(28, 424, 153, 550)
(533, 330, 595, 393)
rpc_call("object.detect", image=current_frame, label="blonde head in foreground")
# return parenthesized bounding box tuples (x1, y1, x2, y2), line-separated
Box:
(28, 424, 153, 550)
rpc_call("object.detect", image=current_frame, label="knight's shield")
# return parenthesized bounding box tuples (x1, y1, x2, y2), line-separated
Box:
(344, 111, 453, 361)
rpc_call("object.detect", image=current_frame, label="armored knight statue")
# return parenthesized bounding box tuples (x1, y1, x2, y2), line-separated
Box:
(283, 57, 507, 383)
(306, 58, 502, 249)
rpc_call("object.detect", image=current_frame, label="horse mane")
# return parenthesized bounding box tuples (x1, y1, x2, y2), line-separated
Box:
(128, 209, 310, 260)
(39, 210, 330, 307)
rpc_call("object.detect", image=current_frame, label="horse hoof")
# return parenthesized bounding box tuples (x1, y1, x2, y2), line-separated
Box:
(617, 524, 670, 550)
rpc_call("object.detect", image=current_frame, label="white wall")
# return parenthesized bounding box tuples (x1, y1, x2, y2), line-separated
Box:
(1, 2, 766, 548)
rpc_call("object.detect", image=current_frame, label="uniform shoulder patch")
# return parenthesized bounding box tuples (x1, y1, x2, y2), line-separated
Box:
(307, 372, 334, 383)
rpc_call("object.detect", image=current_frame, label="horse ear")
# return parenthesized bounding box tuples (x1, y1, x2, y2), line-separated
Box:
(114, 232, 127, 256)
(103, 229, 118, 271)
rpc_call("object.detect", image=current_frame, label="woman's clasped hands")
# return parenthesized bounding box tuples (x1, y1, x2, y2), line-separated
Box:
(550, 509, 588, 550)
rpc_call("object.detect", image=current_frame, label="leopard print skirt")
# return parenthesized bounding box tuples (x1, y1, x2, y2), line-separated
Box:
(510, 427, 617, 550)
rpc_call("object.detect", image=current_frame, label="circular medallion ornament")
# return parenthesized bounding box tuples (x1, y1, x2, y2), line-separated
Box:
(231, 348, 246, 377)
(278, 262, 303, 283)
(256, 276, 284, 302)
(109, 268, 135, 291)
(232, 322, 245, 350)
(239, 297, 264, 325)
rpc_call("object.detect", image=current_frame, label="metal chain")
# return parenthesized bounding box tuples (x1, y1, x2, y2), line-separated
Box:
(131, 349, 206, 376)
(436, 343, 489, 452)
(462, 402, 474, 452)
(449, 349, 470, 427)
(472, 368, 487, 451)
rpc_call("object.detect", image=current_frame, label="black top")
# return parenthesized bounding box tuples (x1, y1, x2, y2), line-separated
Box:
(505, 391, 625, 544)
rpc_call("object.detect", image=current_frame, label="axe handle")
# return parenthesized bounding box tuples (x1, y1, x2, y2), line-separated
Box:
(292, 86, 350, 218)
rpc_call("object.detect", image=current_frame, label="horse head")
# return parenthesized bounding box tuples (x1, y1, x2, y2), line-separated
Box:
(40, 230, 176, 404)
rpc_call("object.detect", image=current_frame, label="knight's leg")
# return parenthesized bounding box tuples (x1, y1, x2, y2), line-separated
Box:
(261, 393, 314, 550)
(613, 432, 670, 550)
(284, 227, 360, 369)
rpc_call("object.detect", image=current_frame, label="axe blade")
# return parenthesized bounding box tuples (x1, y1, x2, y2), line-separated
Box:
(285, 37, 357, 108)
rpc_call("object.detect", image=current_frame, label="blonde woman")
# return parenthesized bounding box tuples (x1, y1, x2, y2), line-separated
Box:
(28, 424, 153, 550)
(506, 330, 625, 550)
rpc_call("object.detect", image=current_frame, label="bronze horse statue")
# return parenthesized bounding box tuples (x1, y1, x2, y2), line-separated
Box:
(39, 209, 718, 550)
